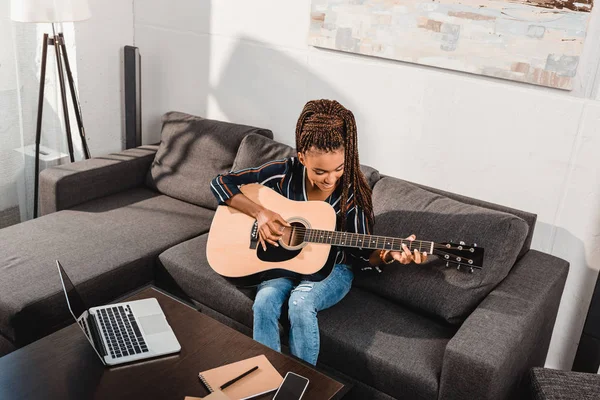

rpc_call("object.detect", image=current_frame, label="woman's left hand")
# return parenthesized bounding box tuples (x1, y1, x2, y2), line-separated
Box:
(389, 234, 428, 264)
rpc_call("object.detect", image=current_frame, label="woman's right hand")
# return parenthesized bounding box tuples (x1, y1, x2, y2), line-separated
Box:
(256, 208, 291, 251)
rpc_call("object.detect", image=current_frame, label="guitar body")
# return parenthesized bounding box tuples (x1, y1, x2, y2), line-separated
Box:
(206, 184, 337, 287)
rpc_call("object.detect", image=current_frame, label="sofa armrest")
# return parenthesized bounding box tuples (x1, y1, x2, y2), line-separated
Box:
(39, 145, 158, 214)
(438, 250, 569, 400)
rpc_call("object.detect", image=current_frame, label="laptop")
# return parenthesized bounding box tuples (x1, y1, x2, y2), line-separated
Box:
(56, 260, 181, 366)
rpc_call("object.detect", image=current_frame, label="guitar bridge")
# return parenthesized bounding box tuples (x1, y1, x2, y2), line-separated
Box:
(249, 221, 259, 249)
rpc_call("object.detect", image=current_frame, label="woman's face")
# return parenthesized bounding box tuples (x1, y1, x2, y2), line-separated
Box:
(298, 146, 345, 193)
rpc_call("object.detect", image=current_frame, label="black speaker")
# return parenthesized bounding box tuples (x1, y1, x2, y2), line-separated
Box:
(573, 272, 600, 372)
(124, 45, 141, 149)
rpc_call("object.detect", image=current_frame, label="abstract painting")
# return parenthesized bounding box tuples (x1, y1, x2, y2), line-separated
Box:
(308, 0, 593, 90)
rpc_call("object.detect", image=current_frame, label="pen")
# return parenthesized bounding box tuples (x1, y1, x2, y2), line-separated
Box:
(220, 365, 259, 390)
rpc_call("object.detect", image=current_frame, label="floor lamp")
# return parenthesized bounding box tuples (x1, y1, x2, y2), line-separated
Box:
(11, 0, 92, 218)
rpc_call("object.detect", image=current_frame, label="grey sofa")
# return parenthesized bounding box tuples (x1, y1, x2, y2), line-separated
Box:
(529, 367, 600, 399)
(0, 111, 569, 400)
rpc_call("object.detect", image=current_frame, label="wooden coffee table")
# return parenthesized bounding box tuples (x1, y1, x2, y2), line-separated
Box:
(0, 286, 347, 399)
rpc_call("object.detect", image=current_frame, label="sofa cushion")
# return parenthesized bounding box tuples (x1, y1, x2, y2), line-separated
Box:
(354, 177, 529, 324)
(0, 188, 214, 347)
(231, 133, 296, 172)
(159, 233, 454, 399)
(319, 287, 456, 400)
(146, 112, 273, 210)
(232, 133, 381, 188)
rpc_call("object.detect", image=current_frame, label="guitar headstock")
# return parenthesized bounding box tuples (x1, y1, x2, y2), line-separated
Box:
(432, 241, 484, 273)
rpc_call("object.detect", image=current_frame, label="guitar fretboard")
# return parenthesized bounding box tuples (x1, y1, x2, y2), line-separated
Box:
(303, 229, 434, 253)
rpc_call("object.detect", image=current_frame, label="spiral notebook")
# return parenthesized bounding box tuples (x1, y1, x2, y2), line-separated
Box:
(198, 355, 283, 400)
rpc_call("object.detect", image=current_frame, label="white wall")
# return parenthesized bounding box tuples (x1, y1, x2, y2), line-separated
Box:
(73, 0, 134, 156)
(126, 0, 600, 370)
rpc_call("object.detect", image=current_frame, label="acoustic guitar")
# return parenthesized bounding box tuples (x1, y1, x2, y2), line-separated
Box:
(206, 184, 484, 287)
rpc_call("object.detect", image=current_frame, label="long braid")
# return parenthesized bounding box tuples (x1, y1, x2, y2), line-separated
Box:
(295, 100, 374, 231)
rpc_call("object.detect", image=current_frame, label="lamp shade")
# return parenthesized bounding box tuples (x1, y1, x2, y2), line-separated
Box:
(11, 0, 91, 23)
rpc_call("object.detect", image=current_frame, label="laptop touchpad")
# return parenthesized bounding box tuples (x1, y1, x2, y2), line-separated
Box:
(139, 315, 169, 335)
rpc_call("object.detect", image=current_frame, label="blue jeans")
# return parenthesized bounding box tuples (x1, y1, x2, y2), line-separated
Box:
(252, 264, 353, 365)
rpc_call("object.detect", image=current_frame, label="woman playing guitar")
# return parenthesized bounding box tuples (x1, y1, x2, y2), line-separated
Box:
(210, 99, 428, 366)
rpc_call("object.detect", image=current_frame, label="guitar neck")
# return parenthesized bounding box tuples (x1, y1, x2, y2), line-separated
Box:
(303, 228, 435, 253)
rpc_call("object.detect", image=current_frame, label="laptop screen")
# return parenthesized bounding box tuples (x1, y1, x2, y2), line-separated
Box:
(56, 260, 88, 320)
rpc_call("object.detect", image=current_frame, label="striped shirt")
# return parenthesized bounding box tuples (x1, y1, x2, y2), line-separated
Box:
(210, 157, 377, 275)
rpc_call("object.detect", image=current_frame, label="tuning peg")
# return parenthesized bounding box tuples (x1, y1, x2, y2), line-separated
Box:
(446, 262, 449, 267)
(456, 265, 461, 270)
(460, 241, 465, 245)
(469, 267, 474, 273)
(474, 243, 478, 247)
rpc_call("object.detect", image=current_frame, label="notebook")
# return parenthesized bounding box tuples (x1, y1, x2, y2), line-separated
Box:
(184, 391, 231, 400)
(198, 355, 283, 400)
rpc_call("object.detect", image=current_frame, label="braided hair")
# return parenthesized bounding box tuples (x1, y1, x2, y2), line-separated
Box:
(295, 99, 374, 232)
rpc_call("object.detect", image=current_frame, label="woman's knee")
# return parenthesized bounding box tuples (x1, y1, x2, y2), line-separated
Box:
(288, 293, 317, 324)
(253, 287, 285, 318)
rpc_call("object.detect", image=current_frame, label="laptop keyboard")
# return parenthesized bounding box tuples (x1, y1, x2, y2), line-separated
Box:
(97, 305, 149, 359)
(79, 318, 91, 340)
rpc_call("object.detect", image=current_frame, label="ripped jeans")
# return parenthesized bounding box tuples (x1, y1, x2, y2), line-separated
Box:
(252, 264, 353, 365)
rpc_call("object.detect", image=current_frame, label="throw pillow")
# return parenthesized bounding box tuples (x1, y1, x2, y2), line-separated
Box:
(146, 112, 273, 209)
(353, 176, 529, 324)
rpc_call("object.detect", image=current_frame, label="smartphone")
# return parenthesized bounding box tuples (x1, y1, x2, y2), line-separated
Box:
(272, 371, 310, 400)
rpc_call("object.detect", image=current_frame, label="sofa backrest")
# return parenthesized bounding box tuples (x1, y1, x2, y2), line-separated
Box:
(145, 112, 273, 210)
(353, 176, 531, 325)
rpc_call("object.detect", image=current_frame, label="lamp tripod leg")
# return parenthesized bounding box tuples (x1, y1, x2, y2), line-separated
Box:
(58, 33, 91, 159)
(52, 32, 75, 164)
(33, 34, 50, 219)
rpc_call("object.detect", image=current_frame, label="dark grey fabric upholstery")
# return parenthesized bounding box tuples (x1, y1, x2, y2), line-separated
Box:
(0, 334, 15, 357)
(39, 145, 158, 215)
(439, 250, 569, 400)
(0, 188, 214, 346)
(407, 179, 537, 261)
(529, 367, 600, 400)
(231, 133, 296, 171)
(232, 133, 381, 188)
(146, 112, 273, 210)
(355, 176, 530, 324)
(318, 287, 456, 400)
(159, 233, 454, 400)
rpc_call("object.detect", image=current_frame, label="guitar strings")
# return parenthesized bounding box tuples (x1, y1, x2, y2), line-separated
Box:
(272, 227, 480, 266)
(280, 226, 474, 250)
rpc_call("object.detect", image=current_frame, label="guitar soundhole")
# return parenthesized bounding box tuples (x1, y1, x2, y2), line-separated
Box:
(281, 221, 306, 247)
(256, 221, 307, 263)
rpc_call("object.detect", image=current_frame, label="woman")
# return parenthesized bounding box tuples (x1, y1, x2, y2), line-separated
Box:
(210, 99, 428, 365)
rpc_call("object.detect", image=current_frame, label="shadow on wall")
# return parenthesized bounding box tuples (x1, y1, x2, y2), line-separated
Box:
(208, 34, 359, 143)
